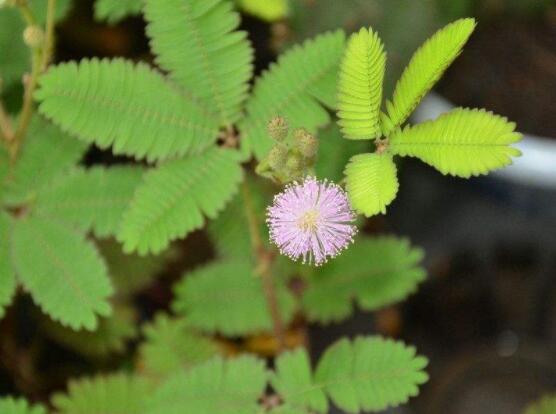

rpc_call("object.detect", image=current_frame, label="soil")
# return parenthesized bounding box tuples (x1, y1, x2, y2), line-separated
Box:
(438, 18, 556, 137)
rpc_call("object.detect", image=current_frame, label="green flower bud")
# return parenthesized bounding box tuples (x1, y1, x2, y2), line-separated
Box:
(286, 152, 304, 175)
(295, 129, 318, 158)
(268, 144, 288, 171)
(267, 116, 288, 142)
(23, 25, 44, 48)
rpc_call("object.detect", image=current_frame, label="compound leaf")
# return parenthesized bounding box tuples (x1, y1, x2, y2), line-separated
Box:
(337, 27, 386, 140)
(145, 0, 254, 125)
(3, 117, 87, 206)
(344, 152, 399, 217)
(146, 356, 266, 414)
(240, 30, 345, 159)
(34, 166, 144, 238)
(302, 236, 426, 324)
(0, 397, 46, 414)
(525, 394, 556, 414)
(315, 336, 428, 413)
(382, 18, 476, 134)
(52, 373, 152, 414)
(389, 107, 522, 177)
(138, 313, 220, 380)
(172, 260, 295, 336)
(94, 0, 143, 23)
(36, 58, 219, 162)
(0, 212, 16, 319)
(118, 148, 243, 255)
(12, 216, 112, 330)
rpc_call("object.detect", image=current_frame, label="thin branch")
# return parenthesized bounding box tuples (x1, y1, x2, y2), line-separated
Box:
(241, 179, 286, 350)
(41, 0, 57, 72)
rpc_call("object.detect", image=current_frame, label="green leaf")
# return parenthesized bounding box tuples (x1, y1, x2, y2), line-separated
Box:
(389, 107, 522, 177)
(40, 304, 137, 358)
(172, 260, 295, 336)
(0, 145, 10, 202)
(3, 117, 87, 205)
(314, 336, 428, 413)
(118, 148, 243, 255)
(337, 27, 386, 140)
(240, 30, 345, 159)
(271, 348, 328, 413)
(98, 239, 175, 296)
(0, 397, 46, 414)
(146, 356, 267, 414)
(525, 394, 556, 414)
(52, 373, 152, 414)
(94, 0, 143, 23)
(138, 313, 220, 380)
(0, 212, 16, 318)
(145, 0, 253, 126)
(302, 236, 426, 323)
(382, 18, 476, 134)
(36, 58, 219, 162)
(12, 216, 112, 330)
(34, 166, 144, 238)
(344, 152, 399, 217)
(236, 0, 289, 21)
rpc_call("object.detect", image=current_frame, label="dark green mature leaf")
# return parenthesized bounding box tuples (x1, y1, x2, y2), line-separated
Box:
(118, 148, 243, 255)
(146, 356, 267, 414)
(12, 216, 113, 330)
(138, 314, 219, 380)
(240, 30, 345, 159)
(315, 336, 428, 413)
(145, 0, 254, 126)
(0, 212, 16, 319)
(302, 236, 425, 324)
(52, 373, 152, 414)
(3, 117, 87, 206)
(94, 0, 142, 23)
(173, 260, 296, 336)
(34, 166, 144, 238)
(36, 59, 219, 162)
(0, 397, 46, 414)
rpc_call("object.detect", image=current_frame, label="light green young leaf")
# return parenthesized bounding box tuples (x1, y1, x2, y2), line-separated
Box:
(146, 356, 267, 414)
(12, 216, 113, 330)
(172, 260, 295, 336)
(118, 148, 243, 255)
(389, 107, 522, 177)
(36, 58, 219, 162)
(302, 236, 426, 324)
(382, 18, 476, 134)
(344, 152, 399, 217)
(94, 0, 142, 23)
(271, 348, 328, 413)
(0, 212, 16, 319)
(40, 304, 137, 358)
(138, 314, 220, 380)
(525, 394, 556, 414)
(145, 0, 254, 125)
(34, 166, 144, 238)
(0, 397, 46, 414)
(315, 336, 428, 413)
(240, 30, 345, 159)
(52, 373, 152, 414)
(337, 27, 386, 140)
(3, 117, 87, 205)
(236, 0, 289, 22)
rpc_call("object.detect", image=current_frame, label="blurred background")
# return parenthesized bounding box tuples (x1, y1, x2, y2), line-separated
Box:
(1, 1, 556, 413)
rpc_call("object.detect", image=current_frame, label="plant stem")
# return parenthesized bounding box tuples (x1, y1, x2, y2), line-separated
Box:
(41, 0, 57, 72)
(241, 179, 286, 350)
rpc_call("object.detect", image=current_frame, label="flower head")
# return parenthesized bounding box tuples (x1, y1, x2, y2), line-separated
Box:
(267, 176, 357, 265)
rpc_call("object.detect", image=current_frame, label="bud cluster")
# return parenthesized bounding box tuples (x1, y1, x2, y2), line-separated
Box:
(256, 116, 320, 183)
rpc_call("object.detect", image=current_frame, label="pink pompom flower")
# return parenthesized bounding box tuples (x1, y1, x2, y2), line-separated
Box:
(267, 176, 357, 266)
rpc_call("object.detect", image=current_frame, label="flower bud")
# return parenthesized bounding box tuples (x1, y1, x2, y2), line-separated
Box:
(295, 129, 318, 158)
(286, 152, 304, 175)
(268, 144, 288, 171)
(23, 25, 44, 48)
(267, 116, 288, 142)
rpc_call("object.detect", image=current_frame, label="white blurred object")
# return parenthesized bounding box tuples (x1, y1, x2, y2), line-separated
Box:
(412, 93, 556, 190)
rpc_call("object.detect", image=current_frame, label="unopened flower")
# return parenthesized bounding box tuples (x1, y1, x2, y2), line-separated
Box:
(267, 176, 357, 265)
